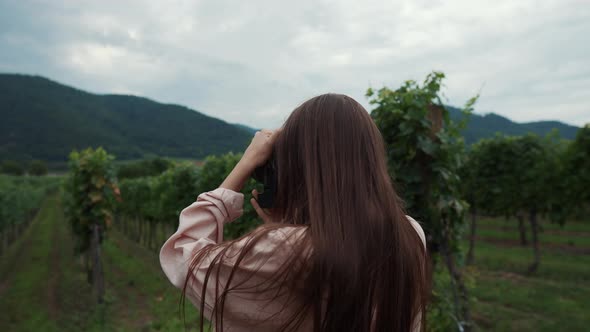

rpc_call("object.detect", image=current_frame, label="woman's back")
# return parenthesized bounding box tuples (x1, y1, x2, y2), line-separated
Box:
(160, 189, 426, 331)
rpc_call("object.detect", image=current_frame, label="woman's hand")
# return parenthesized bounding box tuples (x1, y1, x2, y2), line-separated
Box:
(220, 129, 279, 193)
(241, 129, 279, 170)
(250, 189, 275, 223)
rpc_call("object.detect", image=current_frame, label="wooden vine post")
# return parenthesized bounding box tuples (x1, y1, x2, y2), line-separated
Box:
(427, 104, 473, 331)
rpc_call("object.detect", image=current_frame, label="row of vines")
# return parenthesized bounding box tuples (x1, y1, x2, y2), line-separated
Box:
(368, 71, 589, 331)
(463, 130, 590, 271)
(0, 175, 60, 256)
(63, 148, 121, 304)
(61, 150, 263, 304)
(116, 153, 262, 252)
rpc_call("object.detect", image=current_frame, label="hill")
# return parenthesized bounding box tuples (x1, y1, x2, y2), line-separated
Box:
(447, 107, 579, 144)
(0, 74, 580, 162)
(0, 74, 252, 161)
(233, 123, 258, 134)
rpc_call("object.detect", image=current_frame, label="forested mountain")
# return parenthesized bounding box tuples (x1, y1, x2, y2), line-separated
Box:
(447, 107, 579, 144)
(233, 123, 258, 134)
(0, 74, 580, 162)
(0, 74, 252, 161)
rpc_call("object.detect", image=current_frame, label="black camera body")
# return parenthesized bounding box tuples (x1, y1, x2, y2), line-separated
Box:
(252, 157, 277, 209)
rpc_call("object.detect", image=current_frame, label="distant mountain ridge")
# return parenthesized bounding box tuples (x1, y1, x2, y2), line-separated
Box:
(0, 73, 580, 162)
(0, 74, 252, 161)
(447, 107, 579, 144)
(235, 109, 580, 141)
(233, 123, 258, 134)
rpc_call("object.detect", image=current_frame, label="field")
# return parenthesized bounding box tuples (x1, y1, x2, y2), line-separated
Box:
(0, 195, 588, 331)
(468, 218, 590, 331)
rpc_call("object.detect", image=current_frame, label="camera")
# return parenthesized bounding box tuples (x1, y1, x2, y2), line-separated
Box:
(252, 156, 277, 208)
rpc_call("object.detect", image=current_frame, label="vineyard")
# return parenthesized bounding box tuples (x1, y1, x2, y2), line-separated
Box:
(0, 175, 60, 255)
(0, 72, 588, 331)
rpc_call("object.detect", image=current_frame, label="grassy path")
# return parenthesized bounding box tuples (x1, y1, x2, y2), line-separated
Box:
(0, 195, 101, 331)
(100, 228, 204, 331)
(0, 196, 202, 331)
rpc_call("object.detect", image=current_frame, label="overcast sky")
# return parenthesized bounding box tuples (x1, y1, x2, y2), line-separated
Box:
(1, 0, 588, 128)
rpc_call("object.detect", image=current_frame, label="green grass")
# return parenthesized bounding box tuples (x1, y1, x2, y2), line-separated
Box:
(468, 218, 590, 331)
(100, 229, 208, 331)
(0, 196, 61, 331)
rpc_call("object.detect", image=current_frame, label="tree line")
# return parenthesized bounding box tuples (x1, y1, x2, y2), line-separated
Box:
(0, 159, 48, 176)
(463, 128, 590, 271)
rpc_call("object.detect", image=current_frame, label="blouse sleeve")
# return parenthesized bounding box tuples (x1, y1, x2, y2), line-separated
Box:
(159, 187, 301, 328)
(406, 215, 426, 249)
(406, 215, 427, 332)
(159, 188, 244, 291)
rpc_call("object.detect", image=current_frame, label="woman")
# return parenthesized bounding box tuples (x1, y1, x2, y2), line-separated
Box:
(160, 94, 430, 331)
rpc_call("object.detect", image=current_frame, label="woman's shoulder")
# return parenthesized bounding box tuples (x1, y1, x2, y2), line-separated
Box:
(222, 225, 308, 276)
(267, 225, 308, 239)
(228, 225, 308, 257)
(259, 225, 308, 252)
(405, 215, 426, 248)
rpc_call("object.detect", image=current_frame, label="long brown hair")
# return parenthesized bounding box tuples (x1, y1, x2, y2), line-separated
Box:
(182, 93, 430, 331)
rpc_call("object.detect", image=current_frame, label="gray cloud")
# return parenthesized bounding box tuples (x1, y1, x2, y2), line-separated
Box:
(0, 0, 588, 127)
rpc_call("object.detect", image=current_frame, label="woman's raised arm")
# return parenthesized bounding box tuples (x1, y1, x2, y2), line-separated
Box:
(159, 188, 244, 290)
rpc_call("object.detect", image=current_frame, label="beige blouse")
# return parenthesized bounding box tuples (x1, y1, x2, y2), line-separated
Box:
(160, 188, 426, 331)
